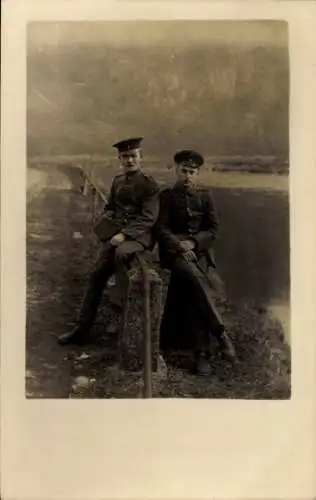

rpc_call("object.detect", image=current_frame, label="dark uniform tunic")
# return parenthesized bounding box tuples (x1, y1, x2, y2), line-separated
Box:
(155, 183, 224, 353)
(76, 170, 160, 332)
(105, 170, 160, 249)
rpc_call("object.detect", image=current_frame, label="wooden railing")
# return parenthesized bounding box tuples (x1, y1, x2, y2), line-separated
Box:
(79, 166, 108, 222)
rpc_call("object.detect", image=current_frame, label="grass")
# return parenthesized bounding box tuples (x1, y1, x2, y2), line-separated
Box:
(26, 163, 291, 399)
(69, 298, 290, 399)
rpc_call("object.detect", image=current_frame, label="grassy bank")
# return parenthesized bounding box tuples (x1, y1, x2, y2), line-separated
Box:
(26, 164, 291, 399)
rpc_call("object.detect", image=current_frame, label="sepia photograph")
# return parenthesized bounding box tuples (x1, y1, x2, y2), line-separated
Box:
(26, 20, 291, 399)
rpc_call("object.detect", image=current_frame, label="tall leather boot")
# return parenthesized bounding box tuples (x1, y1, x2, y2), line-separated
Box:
(194, 351, 211, 376)
(58, 326, 90, 346)
(58, 269, 111, 345)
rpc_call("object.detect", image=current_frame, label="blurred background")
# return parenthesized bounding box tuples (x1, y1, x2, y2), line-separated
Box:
(27, 20, 289, 160)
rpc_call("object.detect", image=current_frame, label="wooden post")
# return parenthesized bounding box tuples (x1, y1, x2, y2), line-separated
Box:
(82, 173, 89, 196)
(91, 186, 96, 223)
(137, 254, 152, 398)
(117, 258, 163, 378)
(93, 188, 99, 221)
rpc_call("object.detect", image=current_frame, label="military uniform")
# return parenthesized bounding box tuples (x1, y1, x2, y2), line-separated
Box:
(156, 183, 218, 270)
(58, 138, 159, 345)
(155, 149, 235, 372)
(104, 169, 159, 249)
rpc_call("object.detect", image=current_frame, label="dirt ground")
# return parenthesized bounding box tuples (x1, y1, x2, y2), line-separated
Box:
(26, 163, 291, 399)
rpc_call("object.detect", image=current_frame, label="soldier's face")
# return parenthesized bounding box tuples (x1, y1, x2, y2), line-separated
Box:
(119, 149, 142, 173)
(176, 164, 199, 186)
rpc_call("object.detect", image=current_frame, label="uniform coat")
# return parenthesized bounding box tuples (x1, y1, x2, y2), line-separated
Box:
(104, 170, 160, 249)
(155, 183, 224, 352)
(156, 183, 219, 268)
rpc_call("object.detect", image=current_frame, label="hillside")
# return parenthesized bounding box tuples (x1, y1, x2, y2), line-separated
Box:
(27, 42, 289, 158)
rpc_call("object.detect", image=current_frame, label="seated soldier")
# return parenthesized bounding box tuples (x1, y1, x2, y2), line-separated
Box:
(155, 149, 236, 375)
(58, 137, 160, 345)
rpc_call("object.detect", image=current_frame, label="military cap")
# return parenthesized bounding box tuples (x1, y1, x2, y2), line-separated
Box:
(112, 137, 143, 153)
(174, 149, 204, 168)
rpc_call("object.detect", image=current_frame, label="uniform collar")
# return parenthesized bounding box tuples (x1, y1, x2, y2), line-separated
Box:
(124, 169, 142, 180)
(173, 181, 198, 195)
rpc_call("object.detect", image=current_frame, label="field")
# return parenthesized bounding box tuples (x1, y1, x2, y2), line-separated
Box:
(26, 160, 290, 399)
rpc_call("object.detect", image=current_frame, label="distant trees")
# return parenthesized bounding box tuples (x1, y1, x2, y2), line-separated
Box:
(27, 43, 289, 157)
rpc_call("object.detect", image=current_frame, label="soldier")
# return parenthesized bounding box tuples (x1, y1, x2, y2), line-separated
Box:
(58, 137, 160, 345)
(155, 149, 236, 375)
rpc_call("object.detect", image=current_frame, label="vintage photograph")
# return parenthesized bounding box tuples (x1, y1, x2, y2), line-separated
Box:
(26, 20, 290, 399)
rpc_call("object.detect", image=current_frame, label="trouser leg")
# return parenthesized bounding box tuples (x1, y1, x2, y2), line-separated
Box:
(171, 257, 235, 361)
(171, 257, 224, 334)
(107, 240, 145, 307)
(58, 243, 115, 344)
(76, 244, 116, 331)
(77, 240, 144, 329)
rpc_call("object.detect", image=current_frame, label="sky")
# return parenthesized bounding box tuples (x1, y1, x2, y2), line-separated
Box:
(27, 20, 288, 50)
